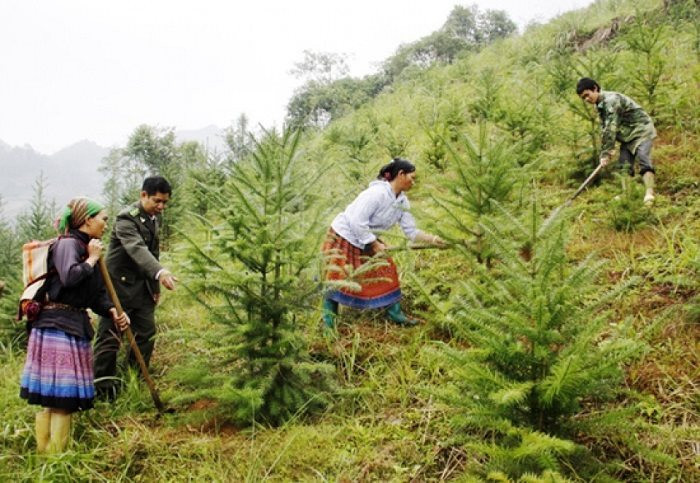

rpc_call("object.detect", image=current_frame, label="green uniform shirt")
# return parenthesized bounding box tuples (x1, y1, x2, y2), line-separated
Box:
(105, 202, 162, 306)
(596, 90, 656, 158)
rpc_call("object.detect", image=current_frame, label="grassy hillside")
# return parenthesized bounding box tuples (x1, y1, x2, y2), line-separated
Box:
(1, 0, 698, 480)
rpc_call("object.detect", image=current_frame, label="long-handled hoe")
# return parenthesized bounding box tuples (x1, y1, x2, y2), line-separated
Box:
(541, 163, 605, 230)
(98, 257, 172, 414)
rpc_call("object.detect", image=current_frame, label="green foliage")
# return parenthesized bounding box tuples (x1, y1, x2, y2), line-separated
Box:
(466, 68, 501, 123)
(224, 113, 254, 165)
(382, 5, 516, 82)
(618, 14, 670, 118)
(179, 126, 333, 426)
(16, 173, 57, 242)
(323, 121, 380, 183)
(430, 199, 646, 478)
(99, 124, 201, 246)
(177, 140, 228, 218)
(0, 199, 22, 343)
(431, 126, 524, 264)
(99, 125, 180, 206)
(286, 74, 387, 130)
(1, 175, 56, 343)
(608, 173, 654, 231)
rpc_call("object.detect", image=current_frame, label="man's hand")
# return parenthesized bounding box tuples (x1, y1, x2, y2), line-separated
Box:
(109, 307, 130, 332)
(158, 269, 178, 290)
(599, 155, 610, 167)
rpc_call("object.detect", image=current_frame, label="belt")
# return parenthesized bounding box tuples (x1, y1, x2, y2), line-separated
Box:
(43, 302, 87, 313)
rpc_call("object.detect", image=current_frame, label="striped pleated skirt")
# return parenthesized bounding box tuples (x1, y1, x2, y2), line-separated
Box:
(322, 228, 401, 309)
(20, 327, 95, 411)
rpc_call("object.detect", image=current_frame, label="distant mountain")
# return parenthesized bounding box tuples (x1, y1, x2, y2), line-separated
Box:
(0, 139, 108, 221)
(0, 127, 227, 220)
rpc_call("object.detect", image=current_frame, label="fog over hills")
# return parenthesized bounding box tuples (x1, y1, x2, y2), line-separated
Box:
(0, 140, 108, 221)
(174, 124, 228, 155)
(0, 126, 226, 221)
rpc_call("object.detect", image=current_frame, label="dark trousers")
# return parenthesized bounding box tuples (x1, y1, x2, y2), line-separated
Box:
(93, 302, 156, 392)
(619, 139, 655, 176)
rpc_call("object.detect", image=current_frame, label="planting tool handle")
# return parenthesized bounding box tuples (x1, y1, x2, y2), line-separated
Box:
(386, 243, 451, 252)
(98, 257, 165, 413)
(569, 163, 605, 203)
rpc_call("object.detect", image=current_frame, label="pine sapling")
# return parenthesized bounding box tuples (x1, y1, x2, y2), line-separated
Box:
(430, 196, 645, 478)
(180, 126, 334, 426)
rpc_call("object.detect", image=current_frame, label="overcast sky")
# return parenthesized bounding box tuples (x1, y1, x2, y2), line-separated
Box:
(0, 0, 593, 154)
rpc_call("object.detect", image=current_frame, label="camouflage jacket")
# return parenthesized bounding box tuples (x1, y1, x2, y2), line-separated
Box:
(596, 90, 656, 158)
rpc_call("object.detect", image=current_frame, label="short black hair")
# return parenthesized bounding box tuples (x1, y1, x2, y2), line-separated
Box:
(377, 158, 416, 181)
(576, 77, 601, 95)
(142, 176, 172, 196)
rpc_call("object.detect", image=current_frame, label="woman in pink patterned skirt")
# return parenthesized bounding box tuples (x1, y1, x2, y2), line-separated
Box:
(322, 159, 444, 328)
(19, 197, 130, 453)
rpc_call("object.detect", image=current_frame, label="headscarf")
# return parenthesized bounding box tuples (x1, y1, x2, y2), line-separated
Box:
(56, 197, 105, 234)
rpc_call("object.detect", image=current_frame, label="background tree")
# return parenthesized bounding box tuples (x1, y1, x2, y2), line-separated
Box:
(0, 197, 22, 343)
(16, 173, 57, 242)
(177, 140, 225, 217)
(382, 5, 516, 81)
(99, 125, 184, 244)
(290, 50, 350, 85)
(2, 177, 55, 344)
(224, 113, 254, 166)
(287, 74, 385, 129)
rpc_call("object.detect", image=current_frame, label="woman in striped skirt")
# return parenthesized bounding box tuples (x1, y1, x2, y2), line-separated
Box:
(19, 197, 130, 453)
(321, 158, 444, 328)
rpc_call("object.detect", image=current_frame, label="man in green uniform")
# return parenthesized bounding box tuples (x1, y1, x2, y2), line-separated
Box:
(94, 176, 177, 399)
(576, 77, 657, 204)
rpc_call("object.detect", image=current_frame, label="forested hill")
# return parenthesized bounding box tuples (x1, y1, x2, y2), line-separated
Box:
(1, 0, 698, 481)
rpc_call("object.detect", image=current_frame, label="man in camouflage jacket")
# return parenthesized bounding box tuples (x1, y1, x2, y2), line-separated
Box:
(94, 176, 177, 399)
(577, 77, 657, 204)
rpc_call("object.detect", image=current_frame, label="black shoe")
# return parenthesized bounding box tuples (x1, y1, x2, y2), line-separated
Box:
(95, 385, 119, 402)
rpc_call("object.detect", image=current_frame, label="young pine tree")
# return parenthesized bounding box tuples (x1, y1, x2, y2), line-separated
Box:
(0, 198, 22, 343)
(431, 198, 645, 479)
(431, 126, 523, 265)
(16, 173, 57, 242)
(180, 126, 333, 426)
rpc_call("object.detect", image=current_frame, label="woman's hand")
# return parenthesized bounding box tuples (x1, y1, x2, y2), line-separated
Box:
(109, 307, 130, 332)
(86, 239, 104, 266)
(415, 232, 446, 247)
(430, 235, 446, 247)
(370, 240, 387, 255)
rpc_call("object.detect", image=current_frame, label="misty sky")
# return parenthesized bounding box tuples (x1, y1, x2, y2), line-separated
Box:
(0, 0, 593, 154)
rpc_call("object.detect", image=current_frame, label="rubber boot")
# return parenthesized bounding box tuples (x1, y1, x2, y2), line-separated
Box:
(47, 412, 71, 453)
(385, 303, 418, 326)
(35, 410, 51, 454)
(322, 298, 338, 328)
(643, 171, 655, 205)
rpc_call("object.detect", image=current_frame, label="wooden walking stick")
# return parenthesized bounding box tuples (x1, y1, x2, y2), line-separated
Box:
(98, 257, 167, 413)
